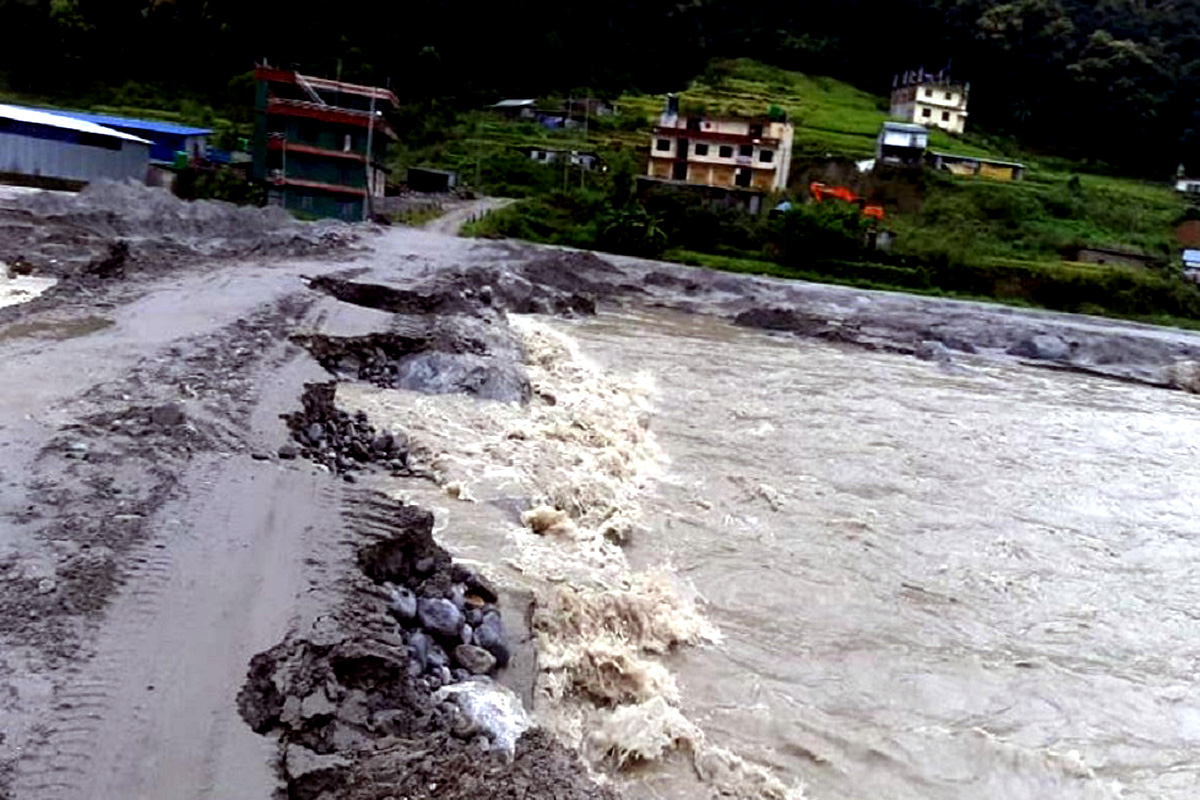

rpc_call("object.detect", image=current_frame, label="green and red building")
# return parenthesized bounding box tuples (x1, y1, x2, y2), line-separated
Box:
(252, 67, 397, 221)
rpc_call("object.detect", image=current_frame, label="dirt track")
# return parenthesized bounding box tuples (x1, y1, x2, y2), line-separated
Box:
(3, 185, 1200, 800)
(421, 196, 513, 236)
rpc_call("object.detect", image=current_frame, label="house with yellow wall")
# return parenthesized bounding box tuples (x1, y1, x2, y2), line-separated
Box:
(646, 96, 794, 204)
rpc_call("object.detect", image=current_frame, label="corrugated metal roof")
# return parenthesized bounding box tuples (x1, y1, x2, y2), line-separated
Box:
(492, 99, 536, 108)
(0, 104, 151, 144)
(1183, 249, 1200, 261)
(881, 121, 929, 133)
(46, 110, 211, 137)
(928, 150, 1026, 168)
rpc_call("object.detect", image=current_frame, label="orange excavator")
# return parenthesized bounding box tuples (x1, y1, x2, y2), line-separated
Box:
(809, 182, 885, 220)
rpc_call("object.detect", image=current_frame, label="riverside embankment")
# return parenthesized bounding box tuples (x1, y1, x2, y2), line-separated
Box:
(0, 183, 1198, 800)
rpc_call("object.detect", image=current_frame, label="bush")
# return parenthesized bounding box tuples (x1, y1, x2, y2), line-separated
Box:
(767, 201, 870, 264)
(597, 204, 667, 257)
(174, 166, 264, 206)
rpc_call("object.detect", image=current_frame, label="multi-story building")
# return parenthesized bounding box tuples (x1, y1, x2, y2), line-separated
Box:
(252, 66, 398, 221)
(646, 97, 794, 201)
(889, 71, 969, 135)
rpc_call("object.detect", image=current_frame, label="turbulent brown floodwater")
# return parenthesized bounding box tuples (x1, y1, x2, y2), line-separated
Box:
(348, 306, 1200, 800)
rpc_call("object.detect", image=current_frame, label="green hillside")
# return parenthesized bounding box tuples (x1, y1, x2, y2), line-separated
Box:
(461, 59, 1200, 327)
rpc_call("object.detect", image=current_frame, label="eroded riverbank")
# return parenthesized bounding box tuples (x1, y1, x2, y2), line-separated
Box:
(1, 188, 1199, 800)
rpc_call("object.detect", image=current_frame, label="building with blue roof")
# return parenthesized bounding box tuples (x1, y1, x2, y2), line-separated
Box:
(46, 110, 211, 164)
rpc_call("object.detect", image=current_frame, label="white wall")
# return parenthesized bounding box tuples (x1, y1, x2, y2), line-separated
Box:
(0, 133, 149, 183)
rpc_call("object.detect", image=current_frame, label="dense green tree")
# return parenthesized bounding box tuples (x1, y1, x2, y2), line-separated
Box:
(5, 0, 1200, 175)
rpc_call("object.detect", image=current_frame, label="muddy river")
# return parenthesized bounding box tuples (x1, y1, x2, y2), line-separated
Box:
(344, 301, 1200, 800)
(565, 308, 1200, 800)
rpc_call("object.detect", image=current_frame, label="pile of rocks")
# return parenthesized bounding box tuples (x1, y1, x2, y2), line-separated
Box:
(279, 381, 408, 479)
(238, 502, 618, 800)
(384, 578, 510, 689)
(357, 518, 510, 691)
(296, 326, 531, 404)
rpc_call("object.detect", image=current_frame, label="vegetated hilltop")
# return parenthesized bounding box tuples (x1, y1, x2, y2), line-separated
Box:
(3, 0, 1200, 176)
(462, 58, 1200, 328)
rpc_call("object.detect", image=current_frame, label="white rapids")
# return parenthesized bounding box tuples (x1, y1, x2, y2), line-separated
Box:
(344, 305, 1200, 800)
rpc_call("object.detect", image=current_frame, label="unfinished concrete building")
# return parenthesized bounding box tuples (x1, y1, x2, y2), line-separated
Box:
(252, 67, 398, 221)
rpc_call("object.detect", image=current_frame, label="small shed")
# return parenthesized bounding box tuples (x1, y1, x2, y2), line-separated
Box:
(927, 151, 1026, 181)
(47, 110, 210, 164)
(1067, 245, 1158, 269)
(1175, 177, 1200, 196)
(1183, 249, 1200, 283)
(0, 104, 151, 188)
(407, 167, 458, 193)
(521, 148, 601, 170)
(877, 122, 928, 166)
(490, 99, 537, 119)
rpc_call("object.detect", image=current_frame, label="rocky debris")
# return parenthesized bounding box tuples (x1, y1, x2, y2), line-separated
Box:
(284, 745, 351, 799)
(5, 256, 34, 277)
(519, 250, 636, 298)
(1166, 359, 1200, 393)
(731, 307, 863, 345)
(419, 598, 465, 638)
(353, 506, 508, 677)
(0, 180, 357, 288)
(239, 495, 609, 800)
(435, 679, 530, 757)
(454, 644, 497, 675)
(281, 382, 409, 476)
(1006, 334, 1072, 361)
(914, 340, 954, 363)
(295, 320, 531, 403)
(307, 262, 597, 319)
(84, 240, 129, 279)
(147, 402, 185, 427)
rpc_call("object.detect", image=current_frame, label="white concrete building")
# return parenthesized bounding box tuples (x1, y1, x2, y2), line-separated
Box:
(890, 76, 969, 135)
(0, 104, 150, 187)
(1175, 177, 1200, 196)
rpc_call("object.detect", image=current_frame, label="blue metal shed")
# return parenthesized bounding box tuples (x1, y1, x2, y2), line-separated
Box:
(45, 110, 211, 163)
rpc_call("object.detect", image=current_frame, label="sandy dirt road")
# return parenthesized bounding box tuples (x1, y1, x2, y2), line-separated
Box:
(0, 233, 444, 799)
(421, 196, 513, 236)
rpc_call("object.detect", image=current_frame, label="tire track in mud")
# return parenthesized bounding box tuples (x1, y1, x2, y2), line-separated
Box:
(1, 297, 322, 800)
(13, 463, 343, 800)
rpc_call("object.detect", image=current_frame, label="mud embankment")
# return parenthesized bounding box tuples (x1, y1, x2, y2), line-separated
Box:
(234, 257, 620, 800)
(0, 180, 359, 317)
(238, 497, 611, 800)
(468, 243, 1200, 391)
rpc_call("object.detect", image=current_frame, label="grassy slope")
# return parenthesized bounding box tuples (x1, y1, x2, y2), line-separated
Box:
(432, 59, 1184, 264)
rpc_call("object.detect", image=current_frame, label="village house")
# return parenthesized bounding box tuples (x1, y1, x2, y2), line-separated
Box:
(1066, 244, 1159, 269)
(406, 167, 458, 193)
(645, 95, 793, 209)
(1175, 176, 1200, 197)
(252, 66, 397, 221)
(521, 147, 602, 170)
(876, 121, 928, 167)
(927, 150, 1025, 180)
(890, 69, 969, 135)
(490, 99, 537, 119)
(1182, 249, 1200, 283)
(48, 110, 210, 165)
